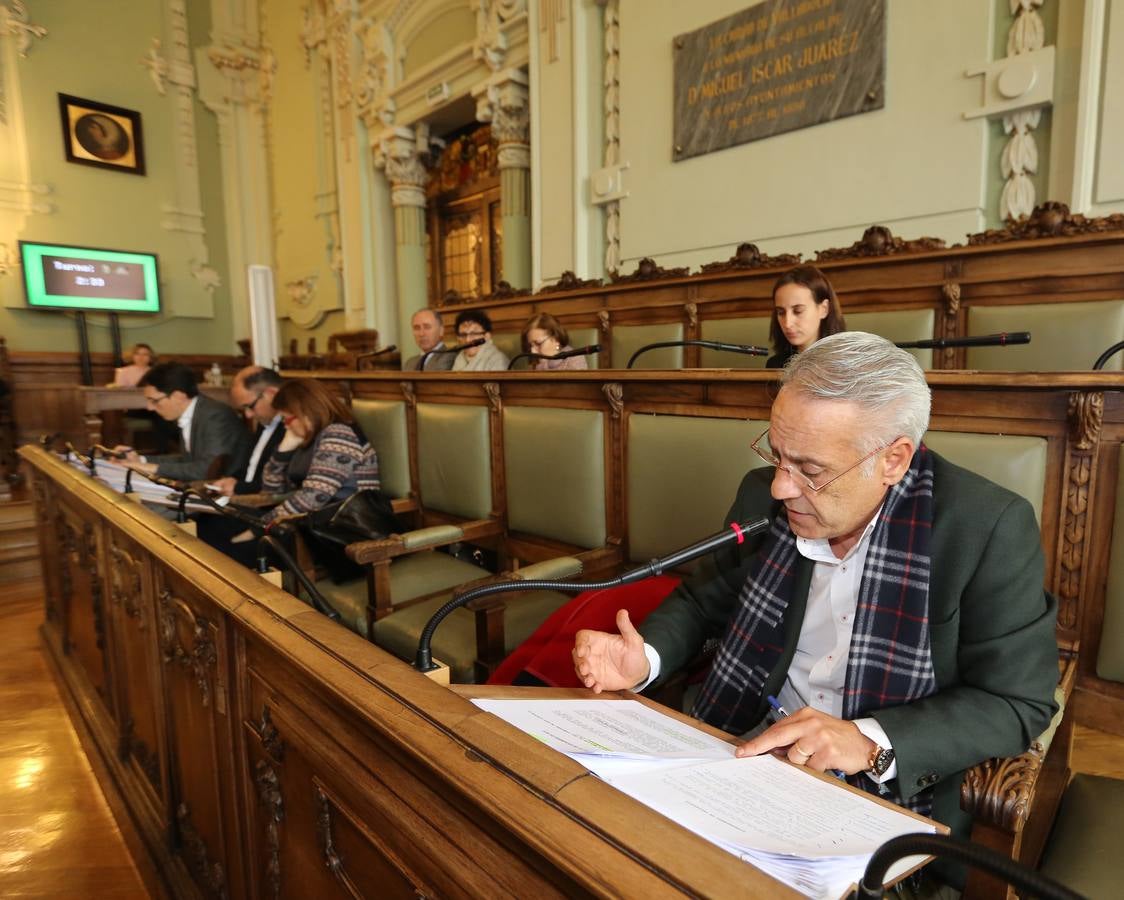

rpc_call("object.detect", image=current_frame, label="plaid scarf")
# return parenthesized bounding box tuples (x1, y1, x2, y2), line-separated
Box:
(692, 447, 938, 814)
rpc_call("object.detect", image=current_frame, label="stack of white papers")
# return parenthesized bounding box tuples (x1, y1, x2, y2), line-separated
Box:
(63, 455, 224, 513)
(472, 698, 934, 899)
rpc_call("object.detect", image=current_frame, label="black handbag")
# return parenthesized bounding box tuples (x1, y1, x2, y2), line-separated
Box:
(298, 490, 400, 582)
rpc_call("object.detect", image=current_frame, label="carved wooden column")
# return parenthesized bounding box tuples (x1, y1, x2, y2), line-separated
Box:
(476, 70, 531, 290)
(377, 127, 431, 354)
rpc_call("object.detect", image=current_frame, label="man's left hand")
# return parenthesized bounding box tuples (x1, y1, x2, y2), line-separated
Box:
(735, 707, 876, 775)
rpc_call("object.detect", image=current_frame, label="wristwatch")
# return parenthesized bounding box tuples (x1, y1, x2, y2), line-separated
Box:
(866, 744, 895, 778)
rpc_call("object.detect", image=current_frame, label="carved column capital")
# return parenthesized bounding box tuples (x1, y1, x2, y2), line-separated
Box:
(473, 69, 530, 145)
(376, 127, 431, 208)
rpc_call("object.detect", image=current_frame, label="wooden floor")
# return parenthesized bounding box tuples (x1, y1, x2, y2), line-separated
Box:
(0, 577, 149, 899)
(1, 574, 1123, 900)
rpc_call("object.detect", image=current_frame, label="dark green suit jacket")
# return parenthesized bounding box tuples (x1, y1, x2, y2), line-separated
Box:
(640, 451, 1059, 847)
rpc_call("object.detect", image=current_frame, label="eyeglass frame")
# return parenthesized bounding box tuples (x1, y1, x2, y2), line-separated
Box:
(144, 391, 169, 407)
(238, 392, 263, 414)
(529, 336, 555, 352)
(749, 428, 903, 493)
(457, 328, 487, 340)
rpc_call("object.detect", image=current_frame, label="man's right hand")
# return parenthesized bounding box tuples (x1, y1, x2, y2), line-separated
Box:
(572, 609, 651, 693)
(210, 477, 237, 497)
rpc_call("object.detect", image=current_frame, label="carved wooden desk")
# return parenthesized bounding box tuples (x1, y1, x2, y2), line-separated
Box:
(21, 445, 797, 899)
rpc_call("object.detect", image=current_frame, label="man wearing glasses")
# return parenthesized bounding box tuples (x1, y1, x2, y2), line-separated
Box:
(451, 309, 510, 371)
(210, 366, 285, 496)
(115, 361, 250, 482)
(573, 332, 1058, 890)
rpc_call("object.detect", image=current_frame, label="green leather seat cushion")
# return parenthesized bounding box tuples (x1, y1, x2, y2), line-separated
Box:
(316, 551, 488, 638)
(967, 299, 1124, 371)
(373, 588, 571, 683)
(1039, 773, 1124, 897)
(612, 322, 685, 370)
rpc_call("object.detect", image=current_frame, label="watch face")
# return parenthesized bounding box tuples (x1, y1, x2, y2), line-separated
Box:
(871, 747, 895, 776)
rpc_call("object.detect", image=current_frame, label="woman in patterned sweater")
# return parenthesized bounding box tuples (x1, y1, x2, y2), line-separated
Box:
(260, 379, 379, 525)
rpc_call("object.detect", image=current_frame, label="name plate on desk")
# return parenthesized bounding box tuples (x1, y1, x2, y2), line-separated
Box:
(673, 0, 885, 161)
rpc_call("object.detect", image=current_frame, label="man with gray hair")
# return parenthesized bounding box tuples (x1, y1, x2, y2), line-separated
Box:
(403, 307, 455, 371)
(573, 332, 1058, 890)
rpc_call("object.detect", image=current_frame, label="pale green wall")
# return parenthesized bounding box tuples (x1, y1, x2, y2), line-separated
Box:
(0, 0, 234, 357)
(263, 0, 345, 351)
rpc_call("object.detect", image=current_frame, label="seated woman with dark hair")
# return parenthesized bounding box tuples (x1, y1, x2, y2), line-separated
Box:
(257, 379, 380, 527)
(767, 265, 846, 368)
(452, 309, 510, 371)
(521, 312, 588, 371)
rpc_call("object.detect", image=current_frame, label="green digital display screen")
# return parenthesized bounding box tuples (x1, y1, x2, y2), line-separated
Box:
(19, 240, 161, 314)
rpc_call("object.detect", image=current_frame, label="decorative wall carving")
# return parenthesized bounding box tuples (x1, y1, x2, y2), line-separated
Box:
(399, 380, 416, 409)
(315, 786, 346, 879)
(999, 0, 1047, 220)
(0, 1, 47, 58)
(285, 275, 319, 309)
(602, 0, 621, 274)
(254, 761, 283, 900)
(539, 0, 567, 64)
(190, 260, 222, 293)
(177, 802, 228, 900)
(378, 126, 433, 209)
(610, 257, 689, 283)
(474, 70, 529, 146)
(118, 716, 161, 789)
(539, 270, 602, 293)
(157, 589, 218, 708)
(427, 126, 497, 197)
(940, 280, 961, 364)
(1058, 391, 1103, 631)
(967, 202, 1124, 245)
(109, 543, 145, 627)
(474, 0, 526, 72)
(815, 225, 946, 261)
(699, 242, 801, 273)
(602, 382, 623, 418)
(139, 37, 168, 95)
(253, 705, 285, 764)
(483, 382, 502, 414)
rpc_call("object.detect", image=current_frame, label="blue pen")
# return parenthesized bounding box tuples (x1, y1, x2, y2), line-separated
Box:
(767, 695, 846, 779)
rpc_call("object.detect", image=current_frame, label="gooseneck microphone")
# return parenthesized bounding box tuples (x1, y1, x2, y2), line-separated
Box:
(65, 442, 98, 477)
(1094, 339, 1124, 371)
(854, 833, 1079, 900)
(413, 516, 770, 673)
(894, 332, 1030, 350)
(354, 345, 398, 370)
(627, 340, 770, 369)
(418, 338, 485, 371)
(507, 343, 602, 370)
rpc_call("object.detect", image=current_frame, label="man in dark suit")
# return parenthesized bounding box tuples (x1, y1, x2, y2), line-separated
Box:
(116, 362, 249, 481)
(196, 366, 285, 566)
(403, 308, 456, 371)
(573, 332, 1058, 889)
(210, 366, 285, 495)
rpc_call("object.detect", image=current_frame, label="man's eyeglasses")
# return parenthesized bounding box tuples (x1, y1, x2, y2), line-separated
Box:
(144, 392, 168, 406)
(238, 392, 263, 414)
(750, 428, 900, 493)
(457, 329, 486, 341)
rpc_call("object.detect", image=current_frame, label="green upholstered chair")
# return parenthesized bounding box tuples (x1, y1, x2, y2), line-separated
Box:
(698, 317, 772, 369)
(612, 322, 684, 370)
(1097, 463, 1124, 683)
(1037, 772, 1124, 898)
(627, 414, 770, 562)
(921, 430, 1078, 897)
(845, 309, 935, 369)
(967, 299, 1124, 371)
(317, 402, 503, 653)
(565, 327, 600, 368)
(491, 331, 523, 365)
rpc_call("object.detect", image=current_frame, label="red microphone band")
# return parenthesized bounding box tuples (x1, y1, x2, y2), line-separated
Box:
(999, 332, 1008, 345)
(730, 522, 745, 544)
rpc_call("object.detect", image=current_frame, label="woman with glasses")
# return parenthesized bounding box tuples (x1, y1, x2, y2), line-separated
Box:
(257, 379, 379, 527)
(451, 309, 510, 371)
(520, 313, 589, 371)
(767, 265, 846, 369)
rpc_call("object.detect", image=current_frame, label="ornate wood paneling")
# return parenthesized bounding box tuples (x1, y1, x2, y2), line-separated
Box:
(156, 574, 239, 900)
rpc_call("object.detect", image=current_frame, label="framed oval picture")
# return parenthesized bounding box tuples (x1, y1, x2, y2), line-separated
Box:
(58, 93, 146, 176)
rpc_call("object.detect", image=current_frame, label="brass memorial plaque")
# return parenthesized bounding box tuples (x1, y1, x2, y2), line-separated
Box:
(673, 0, 885, 161)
